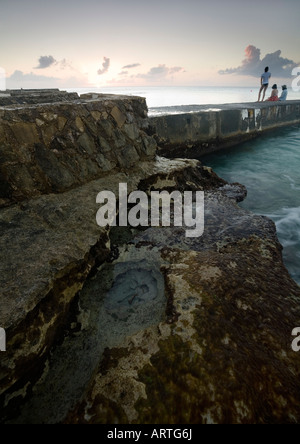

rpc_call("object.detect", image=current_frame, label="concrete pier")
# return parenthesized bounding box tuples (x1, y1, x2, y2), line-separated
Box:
(149, 101, 300, 158)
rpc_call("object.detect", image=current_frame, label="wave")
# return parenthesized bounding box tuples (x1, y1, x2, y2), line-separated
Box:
(283, 174, 300, 191)
(276, 207, 300, 243)
(265, 207, 300, 283)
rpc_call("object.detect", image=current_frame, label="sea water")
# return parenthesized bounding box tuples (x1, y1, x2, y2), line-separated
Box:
(202, 126, 300, 285)
(69, 85, 300, 113)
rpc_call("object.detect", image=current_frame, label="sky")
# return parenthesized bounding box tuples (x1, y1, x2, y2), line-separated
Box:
(0, 0, 300, 89)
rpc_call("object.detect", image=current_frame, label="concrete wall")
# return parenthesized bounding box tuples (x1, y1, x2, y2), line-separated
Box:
(149, 101, 300, 159)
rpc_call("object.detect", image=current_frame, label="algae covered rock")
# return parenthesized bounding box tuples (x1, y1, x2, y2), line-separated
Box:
(65, 190, 300, 424)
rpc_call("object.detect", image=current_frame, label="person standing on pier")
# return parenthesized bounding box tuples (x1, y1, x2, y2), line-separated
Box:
(258, 67, 271, 102)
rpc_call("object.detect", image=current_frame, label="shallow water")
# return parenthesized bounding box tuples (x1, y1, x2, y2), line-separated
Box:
(202, 125, 300, 284)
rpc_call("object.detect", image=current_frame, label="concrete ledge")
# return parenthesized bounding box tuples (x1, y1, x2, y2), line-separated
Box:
(149, 101, 300, 158)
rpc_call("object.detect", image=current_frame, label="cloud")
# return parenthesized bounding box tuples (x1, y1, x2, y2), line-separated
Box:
(59, 58, 76, 71)
(97, 57, 110, 75)
(8, 70, 60, 83)
(33, 56, 77, 72)
(219, 45, 299, 78)
(122, 63, 141, 69)
(169, 66, 185, 75)
(137, 64, 184, 80)
(6, 70, 89, 89)
(35, 55, 57, 70)
(119, 71, 129, 76)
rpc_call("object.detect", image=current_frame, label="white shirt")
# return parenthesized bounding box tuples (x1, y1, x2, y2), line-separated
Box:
(261, 72, 271, 85)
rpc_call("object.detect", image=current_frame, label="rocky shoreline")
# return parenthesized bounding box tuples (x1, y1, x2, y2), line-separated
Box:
(0, 90, 300, 424)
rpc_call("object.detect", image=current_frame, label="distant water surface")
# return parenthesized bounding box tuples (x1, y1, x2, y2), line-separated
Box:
(69, 85, 300, 114)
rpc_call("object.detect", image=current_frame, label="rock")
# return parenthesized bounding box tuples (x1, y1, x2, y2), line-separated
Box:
(118, 145, 140, 169)
(64, 189, 300, 425)
(0, 94, 154, 207)
(0, 90, 80, 106)
(123, 123, 140, 141)
(75, 116, 85, 133)
(77, 133, 97, 155)
(1, 91, 300, 425)
(0, 154, 223, 422)
(111, 106, 127, 128)
(10, 122, 40, 146)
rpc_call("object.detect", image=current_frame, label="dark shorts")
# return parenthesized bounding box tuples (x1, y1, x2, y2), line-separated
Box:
(262, 83, 269, 88)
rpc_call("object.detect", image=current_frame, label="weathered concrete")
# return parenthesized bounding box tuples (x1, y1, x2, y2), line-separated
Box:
(149, 101, 300, 158)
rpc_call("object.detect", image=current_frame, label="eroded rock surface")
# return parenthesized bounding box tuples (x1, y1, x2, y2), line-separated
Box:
(0, 152, 223, 422)
(61, 189, 300, 425)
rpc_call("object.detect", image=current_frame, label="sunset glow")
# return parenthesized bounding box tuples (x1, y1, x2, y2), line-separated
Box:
(1, 0, 299, 89)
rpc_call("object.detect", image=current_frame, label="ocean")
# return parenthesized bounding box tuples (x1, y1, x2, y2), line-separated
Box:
(202, 127, 300, 285)
(70, 85, 300, 284)
(69, 85, 300, 114)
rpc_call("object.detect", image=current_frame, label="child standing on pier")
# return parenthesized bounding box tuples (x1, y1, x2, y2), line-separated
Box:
(258, 67, 271, 102)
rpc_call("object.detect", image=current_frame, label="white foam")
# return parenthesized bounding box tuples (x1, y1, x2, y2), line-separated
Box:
(270, 207, 300, 248)
(283, 174, 300, 191)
